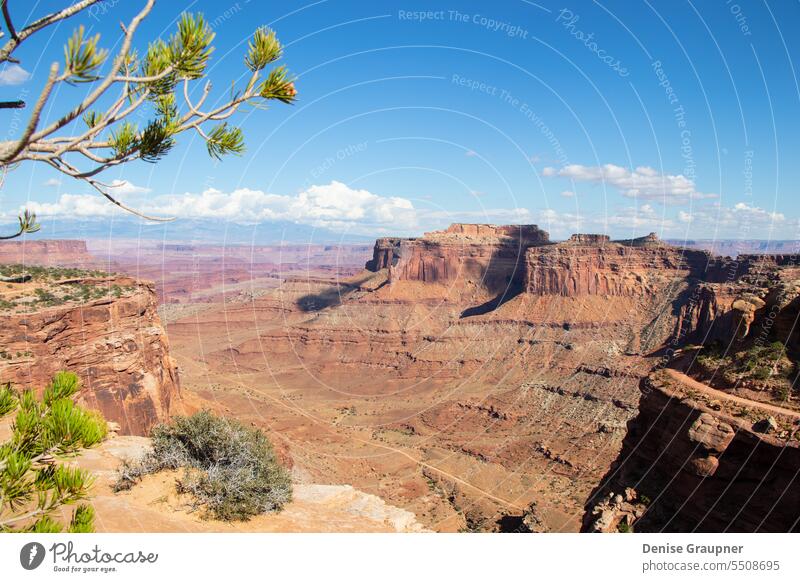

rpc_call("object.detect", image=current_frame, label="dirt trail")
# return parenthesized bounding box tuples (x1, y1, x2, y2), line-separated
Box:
(665, 369, 800, 420)
(349, 435, 525, 511)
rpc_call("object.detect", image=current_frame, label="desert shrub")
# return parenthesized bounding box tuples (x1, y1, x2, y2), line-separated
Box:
(767, 341, 787, 358)
(753, 367, 772, 381)
(115, 410, 291, 521)
(0, 372, 107, 532)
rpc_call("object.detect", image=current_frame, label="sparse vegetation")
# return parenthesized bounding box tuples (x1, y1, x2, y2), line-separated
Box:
(115, 411, 292, 521)
(0, 264, 110, 281)
(0, 372, 107, 532)
(0, 264, 135, 313)
(693, 339, 798, 405)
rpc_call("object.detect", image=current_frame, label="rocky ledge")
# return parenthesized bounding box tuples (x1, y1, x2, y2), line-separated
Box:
(583, 370, 800, 532)
(0, 277, 179, 435)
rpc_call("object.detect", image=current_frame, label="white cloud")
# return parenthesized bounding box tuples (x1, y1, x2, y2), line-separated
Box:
(529, 201, 798, 240)
(560, 190, 575, 198)
(542, 163, 717, 204)
(43, 178, 62, 187)
(528, 204, 674, 239)
(105, 179, 151, 196)
(678, 202, 788, 234)
(25, 194, 115, 218)
(0, 64, 31, 86)
(464, 150, 478, 157)
(24, 181, 418, 234)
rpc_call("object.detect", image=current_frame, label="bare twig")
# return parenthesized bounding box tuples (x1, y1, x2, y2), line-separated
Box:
(1, 1, 19, 42)
(0, 62, 58, 163)
(0, 0, 102, 63)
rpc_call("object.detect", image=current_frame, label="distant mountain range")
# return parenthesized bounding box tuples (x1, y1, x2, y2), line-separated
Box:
(5, 216, 800, 255)
(10, 217, 376, 244)
(665, 239, 800, 256)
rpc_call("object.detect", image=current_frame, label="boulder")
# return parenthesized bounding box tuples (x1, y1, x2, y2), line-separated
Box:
(688, 413, 735, 453)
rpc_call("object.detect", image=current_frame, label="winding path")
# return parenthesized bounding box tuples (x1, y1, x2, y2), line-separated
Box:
(665, 369, 800, 420)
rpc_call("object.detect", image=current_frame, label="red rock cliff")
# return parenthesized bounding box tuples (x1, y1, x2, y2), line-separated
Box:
(675, 253, 800, 346)
(0, 278, 179, 435)
(366, 223, 549, 291)
(525, 235, 711, 297)
(0, 239, 94, 266)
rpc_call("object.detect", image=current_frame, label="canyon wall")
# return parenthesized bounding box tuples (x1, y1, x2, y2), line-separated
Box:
(525, 236, 711, 297)
(368, 227, 719, 299)
(583, 249, 800, 532)
(0, 278, 179, 435)
(221, 226, 704, 530)
(366, 224, 549, 291)
(675, 253, 800, 346)
(0, 239, 95, 266)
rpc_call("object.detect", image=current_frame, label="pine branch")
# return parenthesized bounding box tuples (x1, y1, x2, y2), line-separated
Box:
(0, 2, 297, 223)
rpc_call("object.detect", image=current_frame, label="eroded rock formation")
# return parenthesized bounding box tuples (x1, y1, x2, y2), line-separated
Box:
(583, 371, 800, 532)
(0, 278, 179, 435)
(212, 226, 715, 530)
(525, 241, 708, 298)
(366, 223, 549, 290)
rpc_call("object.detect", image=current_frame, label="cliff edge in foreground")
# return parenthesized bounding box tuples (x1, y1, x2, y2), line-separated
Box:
(0, 268, 179, 435)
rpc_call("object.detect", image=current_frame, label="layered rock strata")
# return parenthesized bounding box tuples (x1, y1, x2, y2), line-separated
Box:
(174, 224, 800, 532)
(210, 226, 713, 530)
(0, 239, 95, 266)
(0, 278, 179, 435)
(366, 223, 550, 290)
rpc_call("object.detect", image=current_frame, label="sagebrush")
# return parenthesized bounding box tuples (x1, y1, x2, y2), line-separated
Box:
(115, 410, 292, 521)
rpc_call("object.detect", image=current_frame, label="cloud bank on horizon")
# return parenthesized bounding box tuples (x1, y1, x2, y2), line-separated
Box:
(24, 181, 418, 235)
(17, 178, 795, 240)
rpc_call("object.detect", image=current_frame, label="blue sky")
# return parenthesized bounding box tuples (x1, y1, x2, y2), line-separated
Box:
(2, 0, 799, 240)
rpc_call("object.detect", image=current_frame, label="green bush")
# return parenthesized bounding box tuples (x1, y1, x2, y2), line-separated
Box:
(753, 367, 772, 381)
(0, 372, 107, 532)
(115, 410, 292, 521)
(767, 341, 787, 358)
